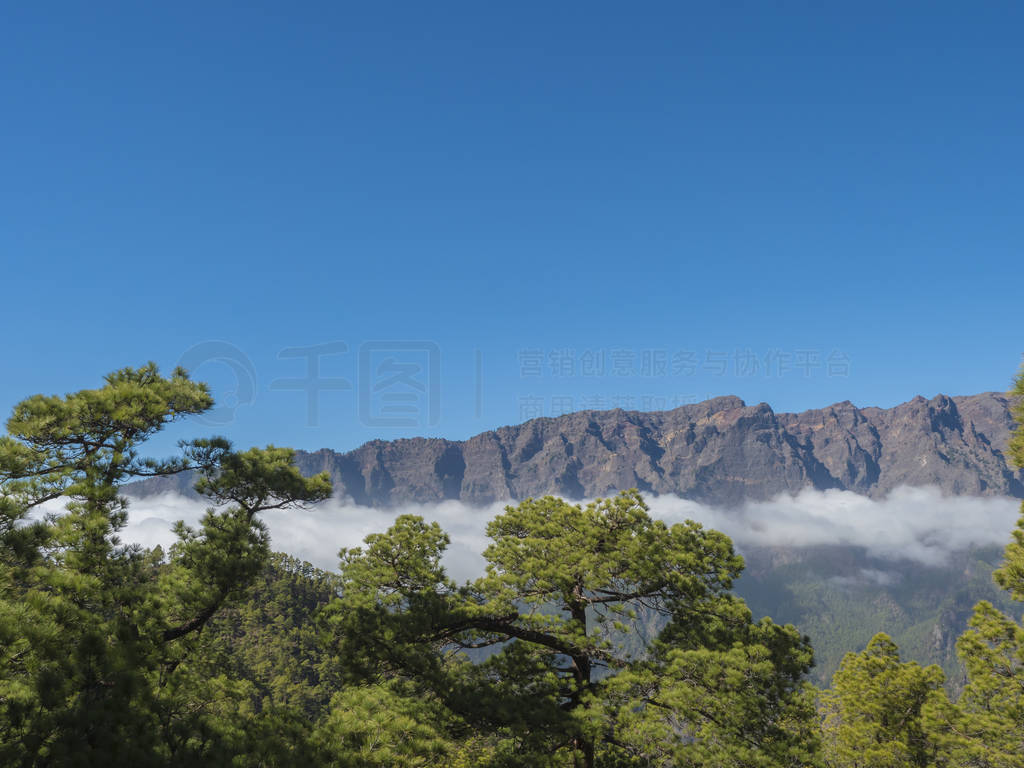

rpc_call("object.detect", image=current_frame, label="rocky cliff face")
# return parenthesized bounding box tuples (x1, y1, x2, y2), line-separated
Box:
(130, 392, 1024, 507)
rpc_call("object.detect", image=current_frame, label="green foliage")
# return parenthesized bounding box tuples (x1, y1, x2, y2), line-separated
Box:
(0, 364, 331, 766)
(994, 368, 1024, 605)
(314, 681, 463, 767)
(821, 633, 944, 767)
(323, 490, 821, 767)
(1009, 366, 1024, 473)
(26, 363, 1024, 765)
(922, 601, 1024, 768)
(200, 553, 343, 718)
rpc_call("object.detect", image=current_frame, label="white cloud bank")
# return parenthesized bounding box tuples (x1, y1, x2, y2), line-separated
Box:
(652, 486, 1023, 568)
(105, 486, 1023, 580)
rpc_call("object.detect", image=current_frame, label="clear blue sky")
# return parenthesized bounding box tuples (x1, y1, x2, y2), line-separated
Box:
(2, 2, 1021, 455)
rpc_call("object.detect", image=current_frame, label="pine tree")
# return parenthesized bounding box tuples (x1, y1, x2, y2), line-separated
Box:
(821, 633, 944, 767)
(321, 490, 820, 767)
(0, 364, 331, 765)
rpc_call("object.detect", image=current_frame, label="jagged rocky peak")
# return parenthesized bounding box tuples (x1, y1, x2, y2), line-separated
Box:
(128, 391, 1023, 508)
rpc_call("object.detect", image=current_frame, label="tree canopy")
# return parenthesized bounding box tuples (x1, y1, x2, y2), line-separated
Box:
(6, 361, 1024, 766)
(0, 364, 330, 766)
(322, 490, 820, 767)
(821, 633, 944, 767)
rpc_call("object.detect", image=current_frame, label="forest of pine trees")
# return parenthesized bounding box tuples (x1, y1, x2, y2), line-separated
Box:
(2, 364, 1023, 766)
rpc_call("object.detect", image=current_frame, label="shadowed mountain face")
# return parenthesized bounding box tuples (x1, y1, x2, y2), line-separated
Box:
(131, 392, 1023, 507)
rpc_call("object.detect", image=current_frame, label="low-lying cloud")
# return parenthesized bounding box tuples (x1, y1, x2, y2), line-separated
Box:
(652, 486, 1022, 567)
(101, 486, 1024, 579)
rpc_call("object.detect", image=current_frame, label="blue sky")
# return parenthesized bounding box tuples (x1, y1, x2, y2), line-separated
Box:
(2, 2, 1021, 455)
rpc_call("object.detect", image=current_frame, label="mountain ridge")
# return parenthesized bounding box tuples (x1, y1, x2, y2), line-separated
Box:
(130, 391, 1024, 507)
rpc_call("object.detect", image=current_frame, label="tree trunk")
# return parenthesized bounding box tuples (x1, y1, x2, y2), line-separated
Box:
(573, 736, 596, 768)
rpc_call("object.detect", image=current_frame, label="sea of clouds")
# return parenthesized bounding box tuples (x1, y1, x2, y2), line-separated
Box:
(100, 486, 1023, 581)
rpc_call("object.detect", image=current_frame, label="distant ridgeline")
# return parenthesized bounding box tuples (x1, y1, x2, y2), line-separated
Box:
(130, 391, 1024, 507)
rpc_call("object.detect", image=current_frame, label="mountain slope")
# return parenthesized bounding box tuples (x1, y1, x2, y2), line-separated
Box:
(132, 391, 1023, 506)
(735, 544, 1017, 689)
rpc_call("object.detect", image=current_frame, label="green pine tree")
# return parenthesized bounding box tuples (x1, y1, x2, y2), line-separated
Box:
(0, 364, 331, 766)
(821, 632, 944, 767)
(321, 490, 821, 767)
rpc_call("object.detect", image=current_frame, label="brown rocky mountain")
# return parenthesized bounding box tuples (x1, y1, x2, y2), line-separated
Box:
(130, 391, 1023, 507)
